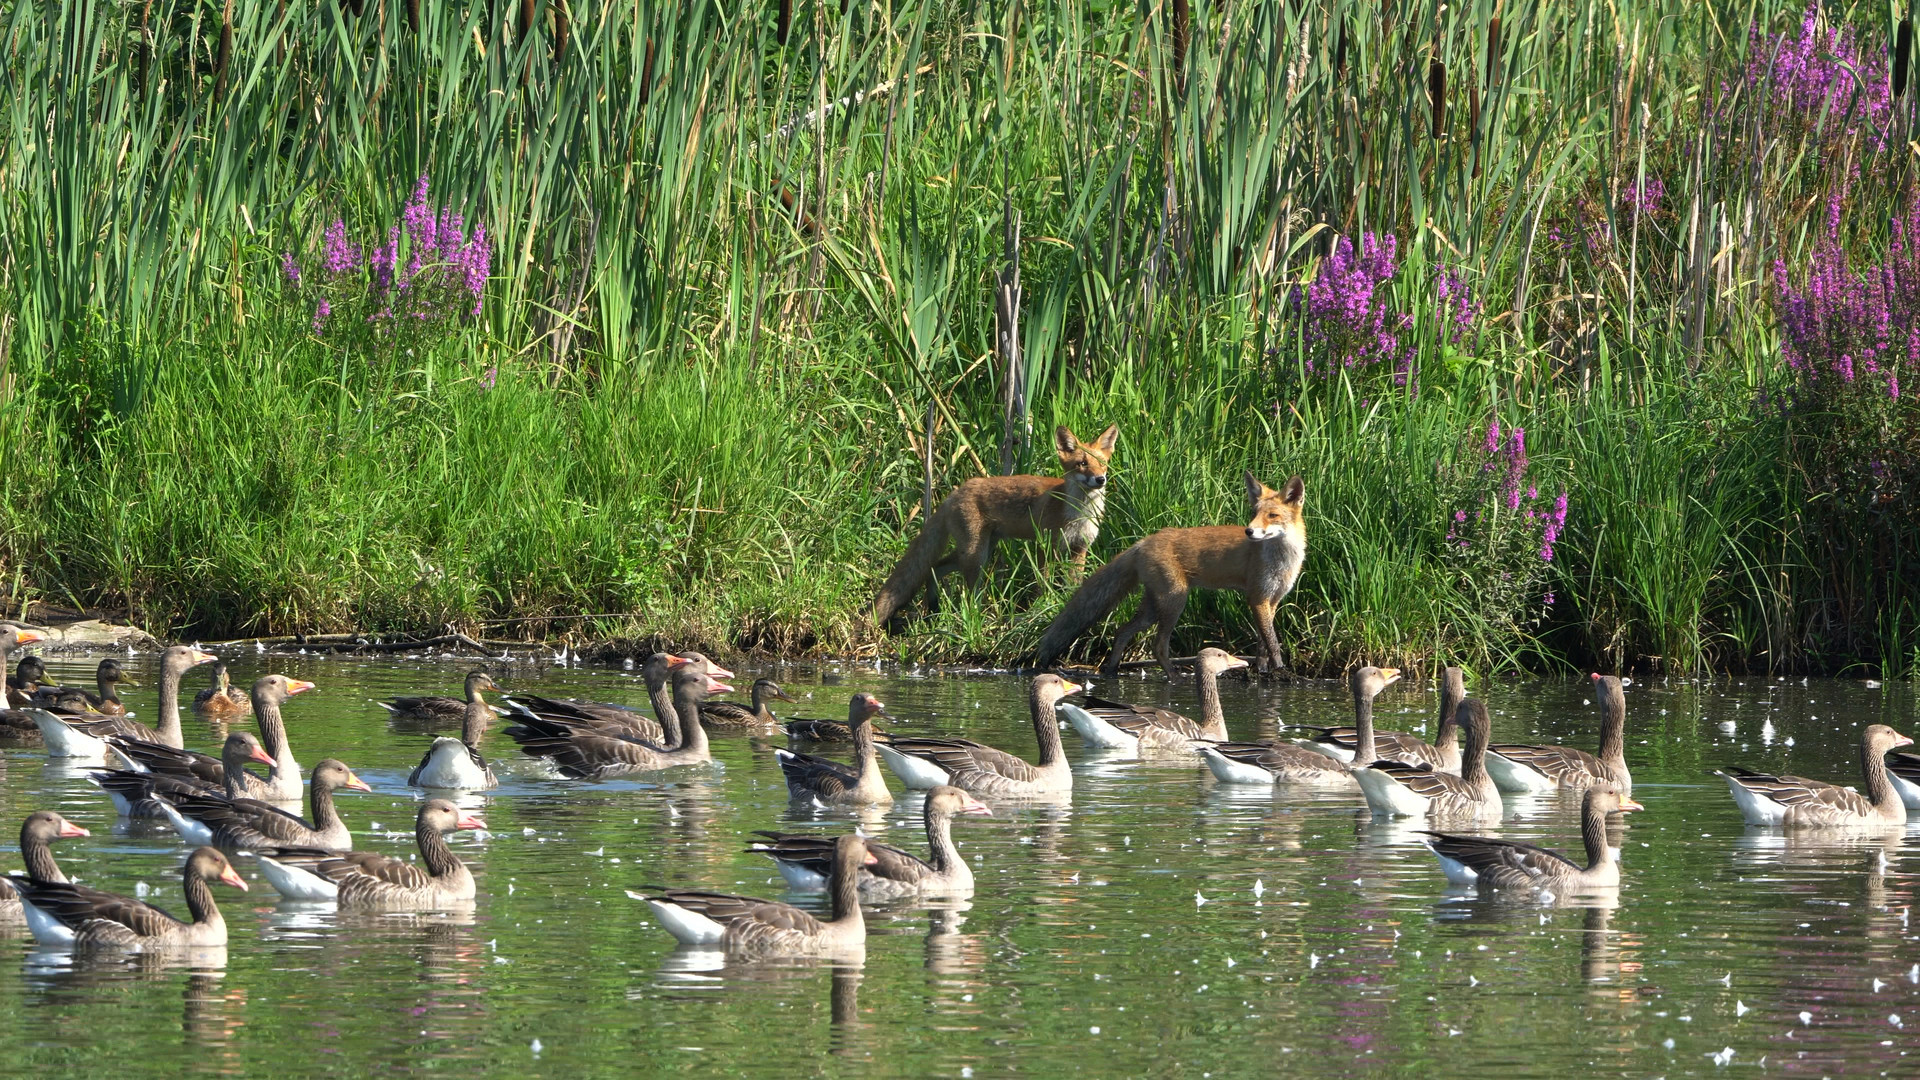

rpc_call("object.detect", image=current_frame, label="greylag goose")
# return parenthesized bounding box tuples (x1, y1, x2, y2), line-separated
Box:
(502, 652, 702, 746)
(253, 799, 486, 907)
(408, 673, 500, 791)
(1719, 724, 1913, 827)
(1195, 665, 1401, 786)
(1423, 784, 1644, 891)
(192, 661, 253, 720)
(29, 646, 219, 758)
(1354, 697, 1503, 822)
(0, 811, 91, 915)
(1487, 673, 1632, 795)
(503, 665, 730, 778)
(702, 678, 798, 733)
(89, 731, 277, 819)
(1293, 666, 1461, 771)
(156, 758, 371, 851)
(751, 785, 991, 898)
(376, 669, 501, 726)
(1888, 751, 1920, 811)
(876, 674, 1079, 797)
(631, 834, 876, 956)
(16, 846, 246, 949)
(775, 694, 893, 806)
(1059, 648, 1247, 752)
(102, 677, 306, 803)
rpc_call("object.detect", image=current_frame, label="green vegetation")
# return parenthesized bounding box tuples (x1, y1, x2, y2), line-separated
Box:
(1, 0, 1915, 675)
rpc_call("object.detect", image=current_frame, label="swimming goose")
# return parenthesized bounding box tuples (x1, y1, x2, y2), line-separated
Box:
(503, 665, 730, 778)
(192, 661, 253, 720)
(1888, 751, 1920, 811)
(876, 674, 1079, 797)
(502, 652, 698, 746)
(1423, 784, 1644, 890)
(750, 785, 991, 898)
(89, 732, 277, 819)
(0, 811, 91, 916)
(156, 758, 372, 851)
(1354, 697, 1503, 822)
(252, 799, 486, 907)
(103, 684, 305, 804)
(1195, 665, 1401, 786)
(376, 669, 502, 726)
(1293, 666, 1461, 771)
(702, 678, 799, 733)
(16, 846, 246, 949)
(28, 646, 219, 757)
(1719, 724, 1913, 827)
(1060, 648, 1247, 752)
(775, 694, 894, 806)
(632, 834, 877, 956)
(1487, 673, 1632, 795)
(408, 674, 500, 790)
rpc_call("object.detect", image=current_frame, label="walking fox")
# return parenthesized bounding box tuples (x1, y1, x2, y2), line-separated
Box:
(1032, 472, 1306, 677)
(873, 424, 1119, 628)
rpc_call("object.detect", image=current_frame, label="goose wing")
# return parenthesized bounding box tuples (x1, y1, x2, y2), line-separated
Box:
(1080, 695, 1203, 740)
(1720, 766, 1873, 816)
(104, 737, 228, 786)
(14, 879, 184, 936)
(1489, 743, 1612, 785)
(379, 695, 465, 723)
(749, 832, 930, 883)
(49, 713, 162, 743)
(167, 791, 320, 846)
(503, 713, 664, 778)
(1421, 831, 1580, 882)
(700, 701, 761, 726)
(1888, 752, 1920, 784)
(1366, 761, 1475, 801)
(1214, 740, 1346, 773)
(651, 889, 826, 941)
(785, 719, 891, 743)
(506, 694, 663, 741)
(1296, 725, 1423, 752)
(882, 736, 1036, 783)
(774, 749, 859, 797)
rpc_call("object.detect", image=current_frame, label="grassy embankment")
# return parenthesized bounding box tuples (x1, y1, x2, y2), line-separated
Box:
(0, 1, 1915, 675)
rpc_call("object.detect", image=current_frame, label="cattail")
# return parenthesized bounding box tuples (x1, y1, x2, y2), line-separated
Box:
(1486, 17, 1501, 89)
(1429, 53, 1447, 139)
(405, 0, 420, 32)
(214, 4, 233, 99)
(1334, 24, 1348, 77)
(1896, 17, 1913, 99)
(135, 0, 152, 90)
(639, 36, 656, 106)
(777, 0, 792, 46)
(1173, 0, 1191, 71)
(554, 0, 570, 65)
(519, 0, 536, 86)
(1469, 84, 1482, 176)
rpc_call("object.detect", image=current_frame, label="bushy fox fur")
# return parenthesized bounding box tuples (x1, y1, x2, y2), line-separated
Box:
(1033, 472, 1307, 677)
(873, 424, 1119, 628)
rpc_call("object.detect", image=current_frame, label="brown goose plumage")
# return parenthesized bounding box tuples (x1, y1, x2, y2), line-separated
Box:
(1486, 673, 1632, 795)
(1293, 666, 1461, 771)
(157, 759, 372, 851)
(1062, 648, 1247, 752)
(775, 694, 893, 805)
(0, 812, 91, 913)
(1720, 724, 1913, 827)
(502, 652, 700, 746)
(504, 665, 729, 777)
(633, 834, 876, 956)
(1354, 696, 1503, 822)
(701, 678, 798, 732)
(192, 661, 253, 720)
(750, 786, 991, 899)
(253, 800, 486, 908)
(876, 675, 1079, 797)
(89, 731, 277, 819)
(377, 669, 499, 726)
(17, 846, 246, 950)
(32, 646, 217, 749)
(1424, 784, 1644, 892)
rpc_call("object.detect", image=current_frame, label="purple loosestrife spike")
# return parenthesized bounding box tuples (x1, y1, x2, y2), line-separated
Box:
(282, 252, 301, 285)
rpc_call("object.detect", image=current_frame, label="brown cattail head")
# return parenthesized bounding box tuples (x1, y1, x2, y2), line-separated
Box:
(1334, 23, 1348, 77)
(640, 36, 656, 106)
(405, 0, 419, 33)
(1173, 0, 1191, 71)
(778, 0, 792, 45)
(1897, 18, 1914, 99)
(214, 10, 233, 99)
(554, 1, 571, 65)
(1429, 53, 1447, 139)
(1487, 17, 1502, 89)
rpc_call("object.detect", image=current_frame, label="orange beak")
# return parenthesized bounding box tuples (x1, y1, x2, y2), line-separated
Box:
(342, 771, 373, 793)
(248, 746, 277, 767)
(1060, 681, 1084, 696)
(189, 649, 218, 665)
(665, 654, 693, 668)
(286, 679, 317, 695)
(456, 814, 488, 831)
(219, 867, 249, 891)
(1590, 672, 1603, 682)
(960, 798, 993, 816)
(12, 629, 46, 646)
(706, 678, 734, 695)
(863, 851, 879, 866)
(705, 661, 737, 680)
(1619, 797, 1646, 812)
(58, 822, 91, 838)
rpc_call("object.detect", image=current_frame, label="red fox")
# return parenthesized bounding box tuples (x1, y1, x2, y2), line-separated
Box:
(1032, 472, 1306, 677)
(873, 424, 1119, 628)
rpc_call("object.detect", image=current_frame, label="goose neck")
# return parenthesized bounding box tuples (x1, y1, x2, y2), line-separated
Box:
(924, 808, 962, 875)
(670, 683, 708, 757)
(418, 823, 463, 879)
(1195, 665, 1226, 737)
(1350, 692, 1376, 769)
(461, 699, 490, 746)
(1031, 689, 1066, 767)
(1861, 738, 1900, 814)
(157, 663, 186, 747)
(1580, 797, 1614, 871)
(649, 679, 682, 748)
(183, 870, 225, 930)
(20, 833, 66, 885)
(1596, 695, 1627, 765)
(829, 850, 867, 928)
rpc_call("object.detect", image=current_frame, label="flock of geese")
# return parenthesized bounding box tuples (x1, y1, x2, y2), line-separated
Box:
(3, 622, 1918, 960)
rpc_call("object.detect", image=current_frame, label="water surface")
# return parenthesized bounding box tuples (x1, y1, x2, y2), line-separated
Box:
(4, 655, 1917, 1076)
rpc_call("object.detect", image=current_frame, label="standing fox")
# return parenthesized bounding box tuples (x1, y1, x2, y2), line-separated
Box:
(873, 424, 1120, 628)
(1032, 472, 1306, 678)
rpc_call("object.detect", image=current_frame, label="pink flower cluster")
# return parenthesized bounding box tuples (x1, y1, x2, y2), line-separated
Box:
(1293, 233, 1413, 380)
(1772, 191, 1919, 402)
(1743, 4, 1892, 150)
(281, 175, 490, 334)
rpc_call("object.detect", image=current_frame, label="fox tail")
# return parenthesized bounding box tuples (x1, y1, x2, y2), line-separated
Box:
(1032, 544, 1142, 668)
(872, 509, 952, 627)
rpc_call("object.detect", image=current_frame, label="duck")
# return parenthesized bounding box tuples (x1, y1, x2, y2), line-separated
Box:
(14, 846, 246, 950)
(408, 673, 501, 791)
(35, 659, 138, 716)
(1719, 724, 1913, 827)
(1423, 784, 1644, 891)
(1354, 697, 1503, 822)
(28, 646, 220, 758)
(376, 669, 501, 726)
(503, 664, 730, 778)
(1486, 673, 1632, 795)
(876, 674, 1078, 797)
(1292, 666, 1461, 772)
(774, 693, 893, 806)
(88, 732, 278, 819)
(631, 834, 876, 956)
(1195, 665, 1402, 786)
(155, 759, 372, 851)
(502, 652, 699, 746)
(0, 811, 92, 916)
(1059, 648, 1247, 752)
(750, 785, 991, 899)
(6, 654, 56, 709)
(0, 624, 51, 739)
(106, 673, 313, 802)
(252, 799, 486, 907)
(192, 661, 253, 720)
(701, 678, 799, 733)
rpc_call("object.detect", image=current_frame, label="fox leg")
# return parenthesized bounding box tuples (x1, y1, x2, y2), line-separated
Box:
(1101, 597, 1158, 676)
(1248, 598, 1289, 676)
(1150, 587, 1191, 680)
(955, 531, 997, 587)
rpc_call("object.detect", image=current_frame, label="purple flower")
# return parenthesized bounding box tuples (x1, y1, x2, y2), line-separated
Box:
(480, 365, 497, 390)
(1620, 178, 1664, 220)
(1543, 591, 1556, 606)
(322, 219, 361, 275)
(282, 252, 301, 286)
(1454, 510, 1468, 523)
(312, 298, 331, 332)
(1291, 233, 1413, 380)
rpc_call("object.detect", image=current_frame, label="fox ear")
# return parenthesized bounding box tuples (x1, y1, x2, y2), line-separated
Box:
(1243, 470, 1267, 506)
(1282, 475, 1305, 505)
(1092, 424, 1119, 453)
(1054, 426, 1078, 454)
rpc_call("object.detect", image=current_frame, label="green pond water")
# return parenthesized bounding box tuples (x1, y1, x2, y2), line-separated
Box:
(2, 653, 1918, 1077)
